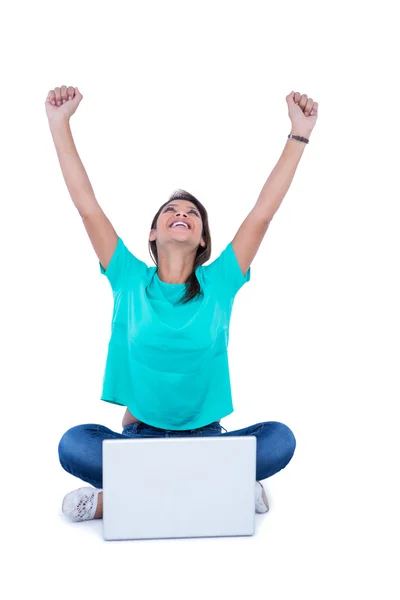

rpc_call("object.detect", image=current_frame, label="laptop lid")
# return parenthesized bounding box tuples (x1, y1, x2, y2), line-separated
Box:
(102, 435, 256, 540)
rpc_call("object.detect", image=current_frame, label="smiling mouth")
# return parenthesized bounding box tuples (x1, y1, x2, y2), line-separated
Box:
(170, 224, 190, 230)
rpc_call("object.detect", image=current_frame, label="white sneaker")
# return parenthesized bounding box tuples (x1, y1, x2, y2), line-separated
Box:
(255, 481, 269, 513)
(62, 487, 100, 522)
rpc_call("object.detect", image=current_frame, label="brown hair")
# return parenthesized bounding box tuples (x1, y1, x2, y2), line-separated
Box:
(148, 189, 212, 305)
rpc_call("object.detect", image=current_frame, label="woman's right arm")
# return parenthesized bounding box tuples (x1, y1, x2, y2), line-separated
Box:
(46, 85, 118, 271)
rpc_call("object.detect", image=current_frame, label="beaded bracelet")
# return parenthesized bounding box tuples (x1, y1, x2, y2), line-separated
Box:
(288, 133, 309, 144)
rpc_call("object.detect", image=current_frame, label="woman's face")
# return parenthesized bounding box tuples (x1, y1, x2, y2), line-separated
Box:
(151, 200, 204, 247)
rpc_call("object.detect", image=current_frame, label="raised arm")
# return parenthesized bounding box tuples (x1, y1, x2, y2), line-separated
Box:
(230, 91, 319, 276)
(45, 85, 117, 271)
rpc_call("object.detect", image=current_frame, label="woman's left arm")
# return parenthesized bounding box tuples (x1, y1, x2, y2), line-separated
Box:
(232, 91, 319, 276)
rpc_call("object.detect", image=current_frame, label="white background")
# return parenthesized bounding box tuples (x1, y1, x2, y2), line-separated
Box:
(1, 0, 399, 598)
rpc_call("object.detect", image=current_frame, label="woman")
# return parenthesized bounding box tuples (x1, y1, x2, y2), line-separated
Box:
(45, 85, 318, 522)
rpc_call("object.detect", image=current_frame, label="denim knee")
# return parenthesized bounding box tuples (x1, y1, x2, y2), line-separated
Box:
(277, 422, 296, 465)
(58, 424, 90, 466)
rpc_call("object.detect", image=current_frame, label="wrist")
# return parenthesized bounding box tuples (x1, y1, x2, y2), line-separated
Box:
(290, 128, 312, 139)
(49, 117, 71, 131)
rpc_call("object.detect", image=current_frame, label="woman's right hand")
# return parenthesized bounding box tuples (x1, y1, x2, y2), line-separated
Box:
(45, 85, 83, 124)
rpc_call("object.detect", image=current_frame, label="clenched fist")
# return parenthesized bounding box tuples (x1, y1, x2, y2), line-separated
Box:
(45, 85, 83, 124)
(286, 91, 318, 137)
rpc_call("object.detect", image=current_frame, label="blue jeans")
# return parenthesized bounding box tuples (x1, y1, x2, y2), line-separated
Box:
(58, 420, 296, 489)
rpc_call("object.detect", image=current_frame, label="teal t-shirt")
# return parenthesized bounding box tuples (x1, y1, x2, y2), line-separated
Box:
(99, 237, 250, 430)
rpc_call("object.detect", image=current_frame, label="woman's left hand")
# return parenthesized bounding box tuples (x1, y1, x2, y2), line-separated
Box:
(286, 91, 319, 137)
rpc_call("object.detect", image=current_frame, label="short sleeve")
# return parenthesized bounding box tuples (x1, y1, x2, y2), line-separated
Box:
(203, 241, 251, 298)
(99, 236, 148, 291)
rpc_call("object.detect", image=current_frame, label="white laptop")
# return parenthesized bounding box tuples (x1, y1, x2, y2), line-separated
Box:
(102, 435, 257, 540)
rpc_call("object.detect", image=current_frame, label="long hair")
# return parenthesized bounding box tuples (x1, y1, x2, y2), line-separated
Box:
(148, 189, 211, 305)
